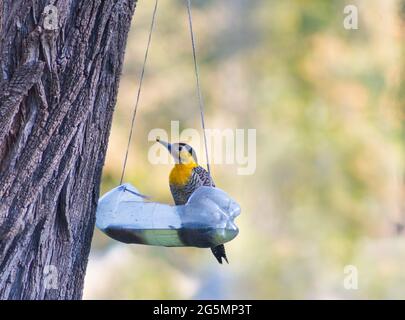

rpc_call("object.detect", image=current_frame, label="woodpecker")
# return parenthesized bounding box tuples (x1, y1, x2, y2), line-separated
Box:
(157, 138, 228, 264)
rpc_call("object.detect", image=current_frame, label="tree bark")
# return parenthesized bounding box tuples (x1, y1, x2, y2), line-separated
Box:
(0, 0, 137, 299)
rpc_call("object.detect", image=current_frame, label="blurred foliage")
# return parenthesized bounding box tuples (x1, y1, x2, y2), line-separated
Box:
(84, 0, 405, 299)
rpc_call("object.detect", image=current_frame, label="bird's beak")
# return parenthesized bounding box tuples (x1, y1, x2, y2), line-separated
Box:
(157, 138, 180, 163)
(156, 138, 171, 152)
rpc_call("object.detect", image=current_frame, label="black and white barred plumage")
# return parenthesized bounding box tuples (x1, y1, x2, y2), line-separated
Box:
(170, 166, 215, 206)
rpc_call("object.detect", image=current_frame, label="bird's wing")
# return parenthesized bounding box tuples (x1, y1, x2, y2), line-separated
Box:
(193, 166, 215, 187)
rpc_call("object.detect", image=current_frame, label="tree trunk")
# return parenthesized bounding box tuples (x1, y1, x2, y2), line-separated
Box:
(0, 0, 137, 299)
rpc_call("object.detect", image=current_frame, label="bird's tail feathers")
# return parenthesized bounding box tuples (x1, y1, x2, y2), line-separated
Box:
(211, 245, 228, 264)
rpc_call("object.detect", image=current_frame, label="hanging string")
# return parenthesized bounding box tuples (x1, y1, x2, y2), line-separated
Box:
(120, 0, 159, 185)
(186, 0, 211, 175)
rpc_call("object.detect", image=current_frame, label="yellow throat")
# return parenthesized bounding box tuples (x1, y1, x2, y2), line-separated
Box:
(169, 162, 198, 186)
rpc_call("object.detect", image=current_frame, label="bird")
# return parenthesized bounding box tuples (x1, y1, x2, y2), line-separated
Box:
(157, 138, 228, 264)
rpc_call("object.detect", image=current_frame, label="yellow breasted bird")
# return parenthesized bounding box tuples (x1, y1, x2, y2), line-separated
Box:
(157, 138, 228, 264)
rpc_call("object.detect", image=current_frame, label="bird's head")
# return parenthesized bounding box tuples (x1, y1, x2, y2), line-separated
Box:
(157, 138, 198, 165)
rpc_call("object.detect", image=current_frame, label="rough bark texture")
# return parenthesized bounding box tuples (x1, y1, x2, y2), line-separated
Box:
(0, 0, 137, 299)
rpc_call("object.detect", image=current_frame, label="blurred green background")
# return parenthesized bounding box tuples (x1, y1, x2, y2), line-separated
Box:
(84, 0, 405, 299)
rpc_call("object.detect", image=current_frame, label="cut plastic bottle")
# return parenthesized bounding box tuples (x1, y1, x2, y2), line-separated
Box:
(96, 184, 240, 248)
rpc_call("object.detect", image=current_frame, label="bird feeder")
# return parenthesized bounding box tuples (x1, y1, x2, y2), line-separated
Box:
(96, 184, 240, 248)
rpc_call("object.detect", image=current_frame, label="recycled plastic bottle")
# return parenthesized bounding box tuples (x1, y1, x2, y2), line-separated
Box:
(96, 184, 240, 248)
